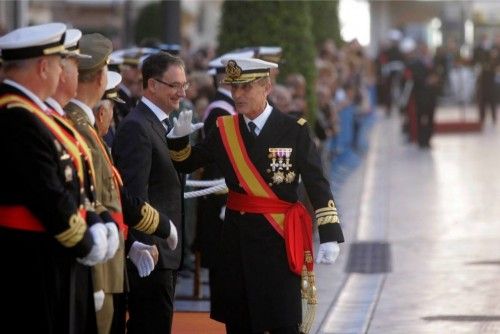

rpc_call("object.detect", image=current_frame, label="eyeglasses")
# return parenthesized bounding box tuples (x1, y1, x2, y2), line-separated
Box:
(154, 78, 190, 91)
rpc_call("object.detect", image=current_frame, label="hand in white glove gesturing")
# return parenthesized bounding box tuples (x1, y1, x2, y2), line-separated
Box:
(167, 110, 203, 138)
(77, 223, 108, 266)
(93, 290, 105, 311)
(316, 241, 340, 264)
(104, 222, 119, 261)
(167, 220, 178, 250)
(128, 241, 157, 277)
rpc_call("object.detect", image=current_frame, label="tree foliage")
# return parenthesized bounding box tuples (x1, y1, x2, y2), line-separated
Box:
(310, 0, 342, 48)
(218, 0, 318, 124)
(134, 1, 164, 45)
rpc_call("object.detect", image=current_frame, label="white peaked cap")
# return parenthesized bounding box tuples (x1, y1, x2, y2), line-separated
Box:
(221, 57, 278, 84)
(0, 22, 67, 61)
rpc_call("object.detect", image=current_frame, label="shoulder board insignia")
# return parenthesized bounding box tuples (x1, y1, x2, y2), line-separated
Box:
(297, 118, 307, 126)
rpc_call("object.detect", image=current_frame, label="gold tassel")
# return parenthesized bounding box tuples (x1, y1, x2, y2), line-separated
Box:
(300, 251, 317, 334)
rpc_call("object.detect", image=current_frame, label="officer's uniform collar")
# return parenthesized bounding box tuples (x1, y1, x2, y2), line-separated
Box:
(69, 98, 95, 126)
(4, 79, 49, 112)
(244, 102, 272, 136)
(45, 97, 65, 116)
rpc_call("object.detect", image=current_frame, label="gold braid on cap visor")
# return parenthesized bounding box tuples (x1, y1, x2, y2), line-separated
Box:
(223, 59, 270, 84)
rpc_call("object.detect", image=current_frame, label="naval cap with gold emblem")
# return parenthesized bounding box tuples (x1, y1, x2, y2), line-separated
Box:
(221, 57, 278, 84)
(62, 28, 91, 59)
(207, 50, 255, 76)
(0, 22, 67, 61)
(103, 71, 125, 104)
(78, 33, 113, 75)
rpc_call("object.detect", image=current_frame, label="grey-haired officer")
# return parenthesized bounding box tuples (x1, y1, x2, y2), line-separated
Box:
(167, 57, 344, 333)
(0, 23, 110, 333)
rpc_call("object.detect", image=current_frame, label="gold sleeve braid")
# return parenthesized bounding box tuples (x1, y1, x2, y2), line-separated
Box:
(169, 145, 191, 162)
(315, 200, 340, 225)
(55, 213, 87, 247)
(135, 202, 159, 234)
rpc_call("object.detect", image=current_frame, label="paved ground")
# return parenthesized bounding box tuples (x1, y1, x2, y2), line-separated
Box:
(316, 108, 500, 334)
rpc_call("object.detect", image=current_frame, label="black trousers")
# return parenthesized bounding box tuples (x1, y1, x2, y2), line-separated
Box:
(126, 267, 177, 334)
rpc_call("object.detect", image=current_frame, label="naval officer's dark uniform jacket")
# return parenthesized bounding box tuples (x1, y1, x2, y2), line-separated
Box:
(0, 82, 100, 333)
(168, 106, 344, 332)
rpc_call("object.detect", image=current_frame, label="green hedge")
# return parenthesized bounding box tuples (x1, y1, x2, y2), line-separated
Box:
(134, 1, 164, 45)
(218, 0, 318, 124)
(310, 0, 342, 48)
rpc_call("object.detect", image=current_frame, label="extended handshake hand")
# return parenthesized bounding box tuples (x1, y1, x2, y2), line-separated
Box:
(316, 241, 340, 264)
(167, 110, 203, 138)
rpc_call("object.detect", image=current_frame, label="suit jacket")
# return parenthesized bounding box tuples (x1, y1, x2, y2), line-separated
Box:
(112, 101, 183, 270)
(168, 108, 344, 331)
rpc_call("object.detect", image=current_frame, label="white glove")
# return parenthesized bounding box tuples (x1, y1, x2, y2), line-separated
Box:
(103, 222, 119, 261)
(167, 109, 204, 138)
(94, 289, 105, 311)
(166, 220, 178, 250)
(77, 223, 108, 266)
(128, 241, 155, 277)
(316, 241, 340, 264)
(219, 205, 226, 221)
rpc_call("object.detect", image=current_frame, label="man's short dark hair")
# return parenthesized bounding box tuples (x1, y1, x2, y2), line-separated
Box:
(142, 52, 184, 89)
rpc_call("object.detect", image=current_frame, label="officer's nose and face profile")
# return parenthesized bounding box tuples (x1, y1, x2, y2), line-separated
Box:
(231, 77, 271, 119)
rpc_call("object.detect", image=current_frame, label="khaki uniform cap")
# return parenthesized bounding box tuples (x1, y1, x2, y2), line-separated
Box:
(78, 33, 113, 75)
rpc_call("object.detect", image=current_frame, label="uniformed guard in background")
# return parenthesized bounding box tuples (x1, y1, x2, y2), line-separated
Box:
(167, 57, 344, 334)
(0, 23, 111, 333)
(191, 50, 244, 307)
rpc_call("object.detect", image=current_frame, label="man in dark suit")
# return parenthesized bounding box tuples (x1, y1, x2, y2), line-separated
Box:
(167, 57, 344, 334)
(112, 52, 183, 334)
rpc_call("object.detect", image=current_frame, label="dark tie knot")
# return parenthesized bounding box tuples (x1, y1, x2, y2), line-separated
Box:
(163, 118, 172, 133)
(248, 121, 257, 138)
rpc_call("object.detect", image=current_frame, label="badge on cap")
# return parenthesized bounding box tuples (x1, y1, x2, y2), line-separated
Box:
(226, 60, 242, 80)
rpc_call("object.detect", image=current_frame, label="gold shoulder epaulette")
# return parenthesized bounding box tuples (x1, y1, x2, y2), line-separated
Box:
(297, 118, 307, 126)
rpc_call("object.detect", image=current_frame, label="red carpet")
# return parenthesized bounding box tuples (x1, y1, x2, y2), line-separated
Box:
(434, 120, 482, 133)
(172, 312, 225, 334)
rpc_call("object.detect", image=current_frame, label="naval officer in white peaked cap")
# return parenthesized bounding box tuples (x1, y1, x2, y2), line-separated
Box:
(0, 22, 110, 334)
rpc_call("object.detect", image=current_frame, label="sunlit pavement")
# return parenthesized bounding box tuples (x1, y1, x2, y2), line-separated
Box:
(315, 108, 500, 333)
